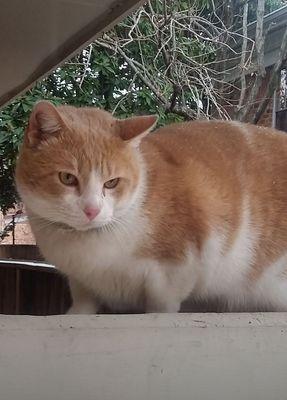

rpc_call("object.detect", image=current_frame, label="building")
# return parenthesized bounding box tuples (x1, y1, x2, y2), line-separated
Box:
(224, 5, 287, 130)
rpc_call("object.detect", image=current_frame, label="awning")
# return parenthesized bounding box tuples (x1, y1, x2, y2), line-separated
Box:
(0, 0, 144, 108)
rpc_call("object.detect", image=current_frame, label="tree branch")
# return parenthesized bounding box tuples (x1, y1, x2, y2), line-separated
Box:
(95, 38, 195, 119)
(236, 0, 265, 121)
(236, 1, 248, 111)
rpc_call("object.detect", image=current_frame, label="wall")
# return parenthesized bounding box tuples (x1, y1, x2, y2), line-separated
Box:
(0, 209, 35, 245)
(0, 244, 42, 260)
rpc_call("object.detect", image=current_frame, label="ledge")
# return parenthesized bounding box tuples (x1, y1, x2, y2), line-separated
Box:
(0, 313, 286, 400)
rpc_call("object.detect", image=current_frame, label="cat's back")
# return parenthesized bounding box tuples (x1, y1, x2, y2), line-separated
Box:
(141, 119, 287, 197)
(142, 119, 287, 168)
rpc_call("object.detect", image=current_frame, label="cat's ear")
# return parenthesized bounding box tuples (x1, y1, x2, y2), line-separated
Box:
(117, 115, 158, 148)
(26, 101, 64, 147)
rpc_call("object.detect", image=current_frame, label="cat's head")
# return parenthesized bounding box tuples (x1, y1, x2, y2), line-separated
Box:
(15, 101, 157, 231)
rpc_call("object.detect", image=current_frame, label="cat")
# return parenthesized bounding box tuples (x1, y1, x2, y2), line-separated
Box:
(15, 100, 287, 313)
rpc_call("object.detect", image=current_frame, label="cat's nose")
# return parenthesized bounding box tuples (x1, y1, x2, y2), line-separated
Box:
(84, 206, 100, 221)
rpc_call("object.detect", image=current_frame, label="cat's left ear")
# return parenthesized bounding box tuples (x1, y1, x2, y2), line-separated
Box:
(117, 115, 158, 148)
(26, 101, 65, 147)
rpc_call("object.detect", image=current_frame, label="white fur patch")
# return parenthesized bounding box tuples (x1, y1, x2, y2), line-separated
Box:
(255, 255, 287, 311)
(196, 198, 258, 307)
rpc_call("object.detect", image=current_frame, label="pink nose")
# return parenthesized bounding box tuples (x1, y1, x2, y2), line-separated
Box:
(84, 206, 100, 221)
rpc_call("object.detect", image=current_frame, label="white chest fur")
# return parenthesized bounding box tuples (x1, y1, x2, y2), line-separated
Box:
(32, 215, 159, 311)
(31, 209, 256, 312)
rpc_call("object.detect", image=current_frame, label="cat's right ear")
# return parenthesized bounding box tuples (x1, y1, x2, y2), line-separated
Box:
(117, 115, 158, 148)
(25, 101, 64, 147)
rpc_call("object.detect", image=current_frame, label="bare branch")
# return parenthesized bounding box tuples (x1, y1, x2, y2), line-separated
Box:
(237, 1, 248, 111)
(79, 45, 93, 89)
(93, 0, 260, 122)
(95, 38, 195, 119)
(236, 0, 265, 121)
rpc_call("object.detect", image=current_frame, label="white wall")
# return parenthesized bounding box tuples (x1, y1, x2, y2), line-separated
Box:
(0, 313, 286, 400)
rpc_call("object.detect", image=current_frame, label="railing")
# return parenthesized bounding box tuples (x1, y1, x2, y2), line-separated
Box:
(0, 254, 71, 315)
(276, 108, 287, 132)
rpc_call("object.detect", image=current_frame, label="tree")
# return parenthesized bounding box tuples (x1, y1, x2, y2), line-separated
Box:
(94, 0, 287, 122)
(0, 0, 286, 214)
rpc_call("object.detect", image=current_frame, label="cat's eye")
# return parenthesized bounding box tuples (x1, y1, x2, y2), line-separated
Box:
(59, 172, 78, 186)
(104, 178, 120, 189)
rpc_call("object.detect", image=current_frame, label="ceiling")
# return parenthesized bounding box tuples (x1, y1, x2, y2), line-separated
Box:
(0, 0, 144, 108)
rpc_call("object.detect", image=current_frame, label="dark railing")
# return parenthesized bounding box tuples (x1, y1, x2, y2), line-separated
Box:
(276, 108, 287, 132)
(0, 245, 71, 315)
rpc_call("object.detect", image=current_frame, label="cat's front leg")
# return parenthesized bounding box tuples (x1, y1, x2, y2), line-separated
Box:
(144, 268, 181, 313)
(67, 277, 99, 314)
(145, 294, 181, 313)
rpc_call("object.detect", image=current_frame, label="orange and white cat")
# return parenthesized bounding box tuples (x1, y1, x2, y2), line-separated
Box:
(16, 100, 287, 313)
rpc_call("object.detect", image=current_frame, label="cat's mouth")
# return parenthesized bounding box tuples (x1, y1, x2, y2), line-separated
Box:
(53, 221, 78, 232)
(53, 219, 114, 233)
(33, 214, 115, 234)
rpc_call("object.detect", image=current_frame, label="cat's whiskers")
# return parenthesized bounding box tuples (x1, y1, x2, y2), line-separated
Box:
(111, 217, 130, 236)
(28, 214, 76, 233)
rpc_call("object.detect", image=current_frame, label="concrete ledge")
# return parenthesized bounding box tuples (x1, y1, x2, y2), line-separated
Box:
(0, 313, 286, 400)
